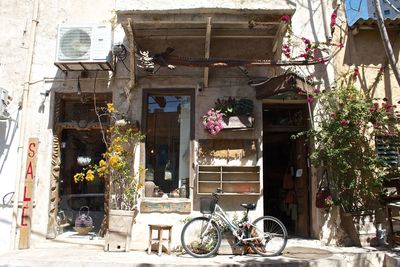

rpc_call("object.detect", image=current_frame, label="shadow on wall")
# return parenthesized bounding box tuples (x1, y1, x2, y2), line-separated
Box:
(343, 29, 400, 66)
(0, 112, 19, 175)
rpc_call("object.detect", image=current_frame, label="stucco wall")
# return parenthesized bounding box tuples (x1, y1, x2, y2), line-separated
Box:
(0, 0, 34, 252)
(0, 0, 335, 251)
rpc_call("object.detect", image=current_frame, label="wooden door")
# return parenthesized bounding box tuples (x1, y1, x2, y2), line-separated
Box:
(293, 136, 310, 237)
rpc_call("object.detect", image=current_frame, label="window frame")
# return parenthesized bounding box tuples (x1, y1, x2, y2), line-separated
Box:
(141, 88, 195, 140)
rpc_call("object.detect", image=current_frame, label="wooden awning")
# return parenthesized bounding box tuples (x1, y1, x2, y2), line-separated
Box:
(119, 9, 295, 87)
(252, 72, 313, 99)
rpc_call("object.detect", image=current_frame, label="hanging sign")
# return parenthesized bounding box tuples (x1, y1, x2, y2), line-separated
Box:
(18, 138, 39, 249)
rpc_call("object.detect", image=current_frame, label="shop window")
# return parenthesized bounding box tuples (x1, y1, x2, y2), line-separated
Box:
(144, 90, 193, 199)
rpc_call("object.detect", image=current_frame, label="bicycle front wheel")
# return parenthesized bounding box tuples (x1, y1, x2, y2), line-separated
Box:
(181, 217, 221, 258)
(248, 216, 288, 256)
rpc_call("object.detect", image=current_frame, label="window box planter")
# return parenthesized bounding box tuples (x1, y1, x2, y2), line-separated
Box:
(222, 116, 254, 129)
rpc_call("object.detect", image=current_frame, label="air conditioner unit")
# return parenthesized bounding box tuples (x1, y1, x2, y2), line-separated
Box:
(55, 24, 114, 71)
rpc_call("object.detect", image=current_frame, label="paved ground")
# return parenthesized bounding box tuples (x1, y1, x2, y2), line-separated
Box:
(1, 238, 398, 267)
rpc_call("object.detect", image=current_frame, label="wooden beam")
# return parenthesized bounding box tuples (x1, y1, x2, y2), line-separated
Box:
(272, 21, 287, 53)
(122, 18, 136, 88)
(272, 21, 287, 60)
(132, 20, 280, 29)
(204, 17, 212, 88)
(135, 35, 275, 39)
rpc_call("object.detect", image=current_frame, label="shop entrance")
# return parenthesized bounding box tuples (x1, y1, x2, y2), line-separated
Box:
(50, 93, 111, 235)
(59, 129, 106, 232)
(263, 104, 310, 237)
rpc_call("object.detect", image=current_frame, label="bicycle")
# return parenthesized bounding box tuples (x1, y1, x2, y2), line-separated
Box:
(181, 189, 288, 258)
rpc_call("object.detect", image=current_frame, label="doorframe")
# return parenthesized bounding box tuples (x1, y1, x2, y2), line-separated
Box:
(46, 93, 112, 239)
(262, 100, 312, 237)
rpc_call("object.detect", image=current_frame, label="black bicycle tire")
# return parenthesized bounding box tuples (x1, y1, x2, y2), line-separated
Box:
(248, 215, 288, 256)
(181, 217, 222, 258)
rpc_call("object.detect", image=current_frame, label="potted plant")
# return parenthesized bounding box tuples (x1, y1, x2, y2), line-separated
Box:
(215, 97, 254, 129)
(202, 97, 254, 135)
(74, 103, 145, 251)
(299, 70, 400, 246)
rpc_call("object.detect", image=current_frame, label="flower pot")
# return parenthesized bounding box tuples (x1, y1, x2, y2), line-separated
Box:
(222, 116, 253, 129)
(105, 208, 139, 252)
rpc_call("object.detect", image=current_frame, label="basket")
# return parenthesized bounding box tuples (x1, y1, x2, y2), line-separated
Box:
(200, 197, 216, 214)
(73, 226, 93, 235)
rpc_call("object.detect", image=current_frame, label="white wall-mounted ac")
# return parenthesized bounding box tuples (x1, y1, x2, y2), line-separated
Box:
(55, 24, 114, 71)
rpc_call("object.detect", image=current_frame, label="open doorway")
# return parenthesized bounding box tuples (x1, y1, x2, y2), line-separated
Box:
(263, 104, 310, 237)
(59, 129, 106, 232)
(46, 93, 111, 238)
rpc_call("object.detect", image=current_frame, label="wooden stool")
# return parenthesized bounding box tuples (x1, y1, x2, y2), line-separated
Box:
(147, 224, 172, 255)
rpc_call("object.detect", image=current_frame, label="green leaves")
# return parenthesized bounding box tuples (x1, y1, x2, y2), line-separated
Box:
(303, 79, 399, 212)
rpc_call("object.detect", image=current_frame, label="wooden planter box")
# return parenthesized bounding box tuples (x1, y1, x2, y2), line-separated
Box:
(105, 209, 138, 252)
(222, 116, 254, 130)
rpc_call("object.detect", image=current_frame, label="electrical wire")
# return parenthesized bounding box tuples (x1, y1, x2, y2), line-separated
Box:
(383, 0, 400, 13)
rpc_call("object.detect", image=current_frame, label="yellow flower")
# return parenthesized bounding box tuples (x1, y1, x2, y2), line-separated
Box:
(99, 159, 107, 167)
(73, 173, 84, 183)
(113, 144, 123, 153)
(86, 169, 95, 181)
(107, 103, 115, 113)
(109, 155, 120, 168)
(97, 166, 107, 177)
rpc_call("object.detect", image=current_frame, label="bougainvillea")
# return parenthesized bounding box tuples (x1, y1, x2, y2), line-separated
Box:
(202, 108, 224, 135)
(295, 69, 400, 212)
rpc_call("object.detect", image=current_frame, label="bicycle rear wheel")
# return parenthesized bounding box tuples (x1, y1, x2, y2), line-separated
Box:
(181, 217, 221, 258)
(248, 216, 288, 256)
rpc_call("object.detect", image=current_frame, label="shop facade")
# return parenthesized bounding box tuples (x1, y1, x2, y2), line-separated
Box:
(0, 0, 337, 251)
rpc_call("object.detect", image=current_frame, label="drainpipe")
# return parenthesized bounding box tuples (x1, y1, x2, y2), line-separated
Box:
(10, 0, 39, 249)
(320, 0, 332, 42)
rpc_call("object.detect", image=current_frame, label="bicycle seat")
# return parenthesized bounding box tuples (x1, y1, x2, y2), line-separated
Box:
(240, 203, 256, 210)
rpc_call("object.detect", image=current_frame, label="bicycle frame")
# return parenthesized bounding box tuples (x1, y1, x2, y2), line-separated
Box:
(203, 203, 268, 243)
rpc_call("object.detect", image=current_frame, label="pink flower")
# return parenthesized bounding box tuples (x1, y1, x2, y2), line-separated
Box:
(353, 68, 359, 77)
(281, 15, 290, 22)
(330, 112, 336, 118)
(313, 88, 321, 94)
(373, 102, 379, 107)
(330, 11, 337, 27)
(369, 107, 375, 112)
(340, 119, 350, 125)
(307, 96, 314, 103)
(300, 53, 308, 59)
(302, 37, 311, 45)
